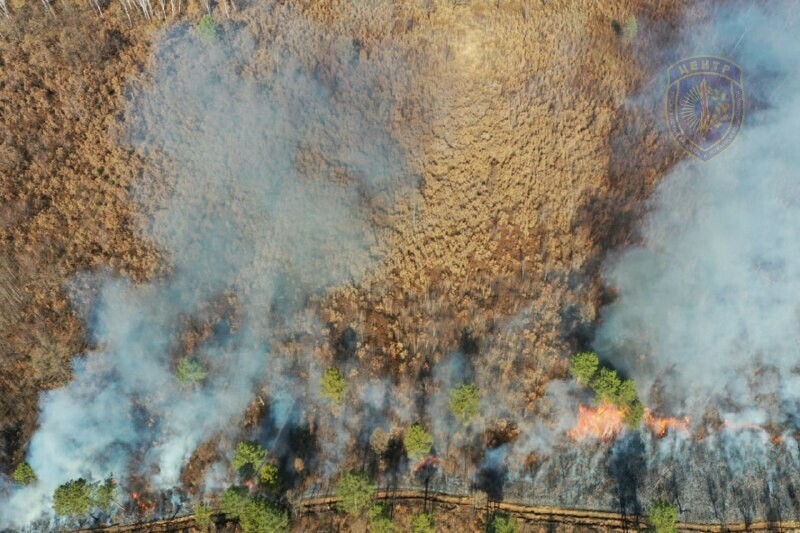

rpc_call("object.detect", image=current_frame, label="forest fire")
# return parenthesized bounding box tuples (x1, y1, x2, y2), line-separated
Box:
(568, 403, 625, 442)
(644, 412, 691, 437)
(568, 402, 691, 442)
(129, 492, 156, 515)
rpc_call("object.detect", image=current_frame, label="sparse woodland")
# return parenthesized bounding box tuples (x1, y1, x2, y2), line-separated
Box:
(0, 0, 702, 531)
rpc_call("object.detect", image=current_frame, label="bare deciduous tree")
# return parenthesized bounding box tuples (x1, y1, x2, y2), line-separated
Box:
(40, 0, 56, 17)
(0, 0, 9, 18)
(134, 0, 153, 20)
(119, 0, 132, 24)
(88, 0, 103, 17)
(370, 428, 390, 455)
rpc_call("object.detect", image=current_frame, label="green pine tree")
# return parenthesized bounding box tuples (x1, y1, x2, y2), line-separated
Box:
(403, 424, 434, 460)
(448, 383, 481, 425)
(569, 352, 600, 384)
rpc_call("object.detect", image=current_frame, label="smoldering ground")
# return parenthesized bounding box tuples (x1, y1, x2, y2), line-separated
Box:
(0, 11, 420, 528)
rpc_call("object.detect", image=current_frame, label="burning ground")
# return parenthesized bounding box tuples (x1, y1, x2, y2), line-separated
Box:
(2, 0, 800, 530)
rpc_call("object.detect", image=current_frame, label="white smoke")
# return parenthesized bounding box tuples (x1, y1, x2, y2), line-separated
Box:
(0, 15, 416, 528)
(595, 1, 800, 429)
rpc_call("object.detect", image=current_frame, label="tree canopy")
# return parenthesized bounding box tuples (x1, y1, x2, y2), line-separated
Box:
(176, 357, 208, 386)
(369, 504, 397, 533)
(194, 502, 213, 529)
(12, 462, 36, 485)
(410, 512, 435, 533)
(571, 353, 644, 428)
(623, 399, 645, 428)
(197, 15, 218, 41)
(403, 423, 434, 460)
(590, 367, 621, 403)
(448, 383, 481, 425)
(648, 499, 678, 533)
(92, 478, 117, 513)
(220, 487, 289, 533)
(53, 479, 92, 517)
(320, 367, 348, 406)
(335, 471, 376, 516)
(616, 379, 638, 405)
(53, 477, 116, 518)
(569, 352, 599, 384)
(259, 464, 281, 492)
(232, 441, 268, 476)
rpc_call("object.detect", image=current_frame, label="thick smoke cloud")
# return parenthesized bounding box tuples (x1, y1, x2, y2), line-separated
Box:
(0, 18, 415, 527)
(595, 1, 800, 430)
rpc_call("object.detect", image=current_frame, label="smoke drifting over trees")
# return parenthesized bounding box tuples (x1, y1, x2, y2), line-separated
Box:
(3, 0, 800, 529)
(590, 0, 800, 522)
(597, 0, 800, 444)
(0, 11, 418, 527)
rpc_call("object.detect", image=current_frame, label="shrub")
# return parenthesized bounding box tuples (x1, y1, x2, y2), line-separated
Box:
(12, 462, 36, 485)
(448, 383, 481, 425)
(403, 424, 434, 460)
(569, 352, 599, 385)
(53, 479, 92, 517)
(489, 513, 519, 533)
(410, 512, 435, 533)
(221, 487, 289, 533)
(176, 357, 208, 386)
(320, 367, 348, 406)
(624, 399, 645, 428)
(648, 499, 678, 533)
(197, 15, 218, 41)
(335, 471, 376, 516)
(625, 15, 639, 39)
(591, 368, 621, 403)
(232, 441, 268, 477)
(194, 502, 213, 529)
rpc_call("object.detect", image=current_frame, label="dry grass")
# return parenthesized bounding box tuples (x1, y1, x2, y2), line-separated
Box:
(0, 0, 688, 506)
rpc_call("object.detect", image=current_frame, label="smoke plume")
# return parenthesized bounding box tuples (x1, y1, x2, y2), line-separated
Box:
(0, 15, 416, 528)
(596, 0, 800, 433)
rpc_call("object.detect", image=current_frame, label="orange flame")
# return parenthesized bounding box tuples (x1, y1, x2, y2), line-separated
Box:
(644, 411, 690, 437)
(130, 492, 156, 514)
(568, 402, 691, 442)
(568, 403, 625, 442)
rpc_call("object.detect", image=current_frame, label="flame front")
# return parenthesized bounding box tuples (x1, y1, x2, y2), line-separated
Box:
(568, 402, 691, 442)
(568, 403, 625, 442)
(645, 412, 690, 437)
